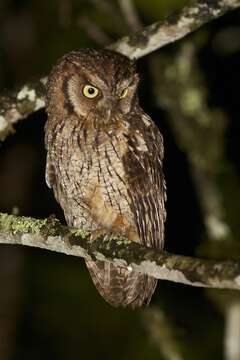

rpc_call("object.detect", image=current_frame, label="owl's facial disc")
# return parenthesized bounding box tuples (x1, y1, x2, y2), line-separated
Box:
(66, 75, 103, 117)
(65, 69, 138, 119)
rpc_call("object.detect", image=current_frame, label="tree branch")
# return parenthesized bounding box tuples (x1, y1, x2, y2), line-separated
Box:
(0, 78, 46, 141)
(1, 212, 240, 291)
(224, 303, 240, 360)
(0, 0, 239, 140)
(109, 0, 240, 58)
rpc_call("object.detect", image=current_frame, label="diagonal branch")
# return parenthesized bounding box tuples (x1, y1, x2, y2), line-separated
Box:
(0, 0, 239, 140)
(1, 212, 240, 290)
(110, 0, 240, 58)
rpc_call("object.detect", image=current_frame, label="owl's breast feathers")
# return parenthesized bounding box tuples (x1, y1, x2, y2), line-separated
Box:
(45, 105, 166, 308)
(45, 109, 166, 248)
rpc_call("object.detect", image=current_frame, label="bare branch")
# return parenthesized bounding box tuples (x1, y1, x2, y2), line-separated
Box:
(0, 0, 239, 140)
(1, 212, 240, 291)
(225, 303, 240, 360)
(78, 15, 112, 46)
(143, 307, 184, 360)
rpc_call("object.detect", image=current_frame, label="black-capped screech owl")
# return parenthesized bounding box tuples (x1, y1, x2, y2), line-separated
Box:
(45, 48, 166, 308)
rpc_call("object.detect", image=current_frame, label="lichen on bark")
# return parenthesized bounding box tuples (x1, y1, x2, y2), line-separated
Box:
(0, 212, 47, 235)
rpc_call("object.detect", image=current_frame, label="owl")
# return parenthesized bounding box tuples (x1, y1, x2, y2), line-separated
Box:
(44, 48, 166, 308)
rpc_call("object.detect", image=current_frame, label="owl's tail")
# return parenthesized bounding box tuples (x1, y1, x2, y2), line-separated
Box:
(85, 259, 157, 308)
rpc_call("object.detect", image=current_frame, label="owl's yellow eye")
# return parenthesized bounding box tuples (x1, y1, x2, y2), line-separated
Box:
(82, 85, 99, 98)
(119, 88, 128, 99)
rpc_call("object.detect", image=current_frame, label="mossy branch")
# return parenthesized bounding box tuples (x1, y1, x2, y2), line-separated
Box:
(0, 0, 240, 140)
(1, 212, 240, 290)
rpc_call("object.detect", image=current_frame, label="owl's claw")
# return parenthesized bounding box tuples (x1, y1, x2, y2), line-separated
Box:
(89, 228, 109, 243)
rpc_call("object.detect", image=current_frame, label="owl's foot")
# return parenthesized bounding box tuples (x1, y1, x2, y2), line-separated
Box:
(90, 228, 110, 243)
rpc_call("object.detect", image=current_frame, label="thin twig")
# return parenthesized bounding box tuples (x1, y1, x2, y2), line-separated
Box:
(118, 0, 142, 31)
(143, 307, 184, 360)
(78, 15, 112, 46)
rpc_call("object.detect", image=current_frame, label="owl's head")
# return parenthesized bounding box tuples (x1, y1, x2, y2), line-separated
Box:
(46, 48, 139, 122)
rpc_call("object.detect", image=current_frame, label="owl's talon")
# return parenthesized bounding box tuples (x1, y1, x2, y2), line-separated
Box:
(90, 228, 109, 243)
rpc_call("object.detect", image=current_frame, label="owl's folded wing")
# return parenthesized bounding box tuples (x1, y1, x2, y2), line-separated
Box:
(123, 119, 166, 250)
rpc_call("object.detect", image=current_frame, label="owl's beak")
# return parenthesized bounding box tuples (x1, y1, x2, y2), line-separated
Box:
(98, 97, 118, 123)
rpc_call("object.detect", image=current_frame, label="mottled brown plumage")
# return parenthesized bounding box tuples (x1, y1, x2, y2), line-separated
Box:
(45, 48, 166, 308)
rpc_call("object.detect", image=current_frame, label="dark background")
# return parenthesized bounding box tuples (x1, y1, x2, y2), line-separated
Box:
(0, 1, 240, 359)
